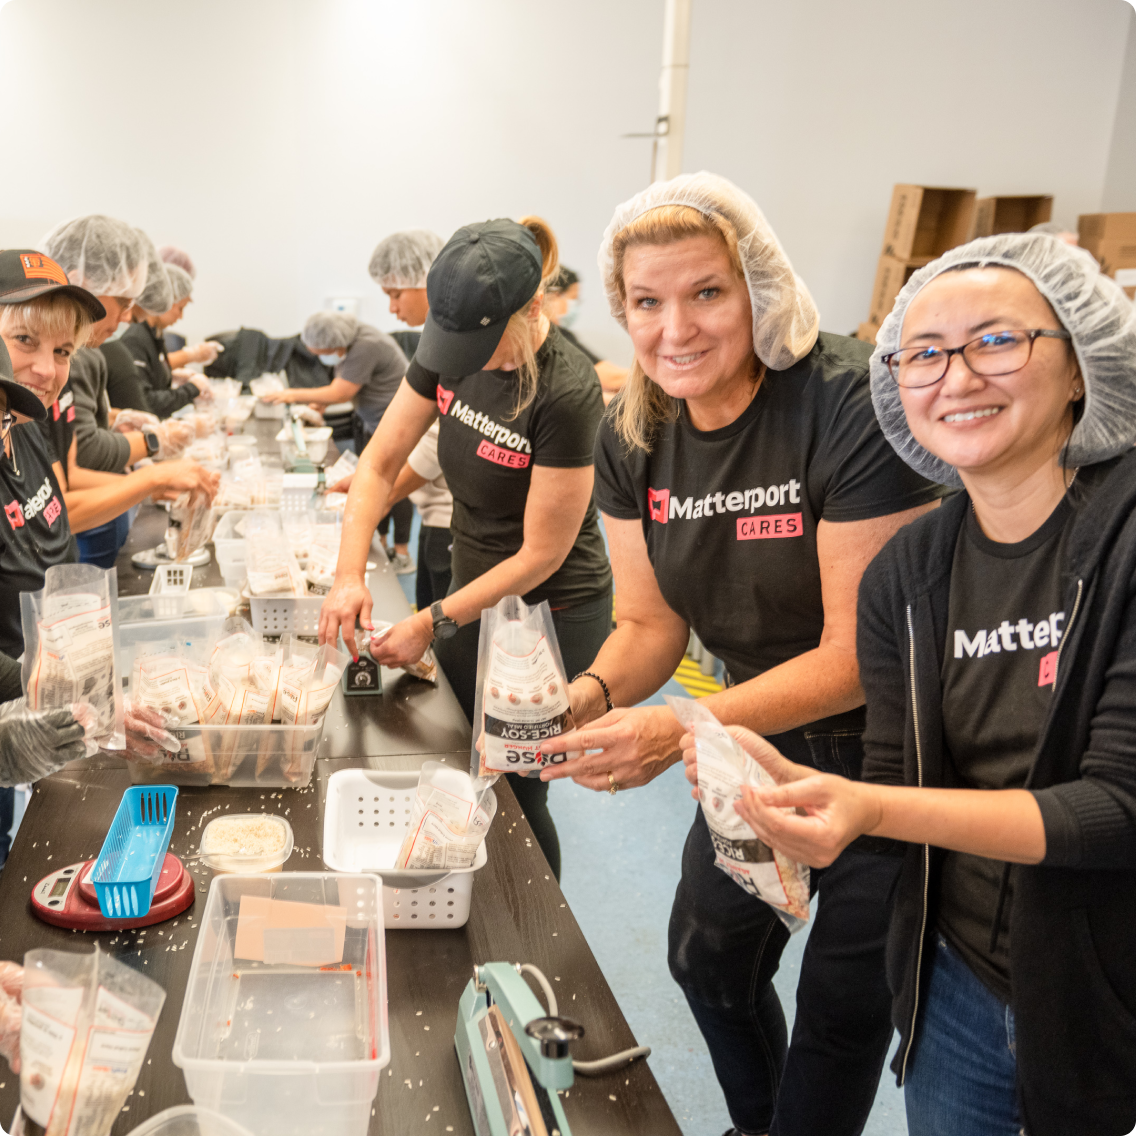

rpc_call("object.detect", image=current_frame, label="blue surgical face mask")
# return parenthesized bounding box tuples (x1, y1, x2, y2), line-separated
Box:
(318, 352, 342, 366)
(559, 299, 580, 329)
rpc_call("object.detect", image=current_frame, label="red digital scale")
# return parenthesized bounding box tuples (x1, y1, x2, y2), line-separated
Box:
(31, 854, 195, 931)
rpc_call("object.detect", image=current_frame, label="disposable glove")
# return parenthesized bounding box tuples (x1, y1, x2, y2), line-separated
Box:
(122, 699, 182, 765)
(0, 699, 92, 785)
(0, 962, 23, 1074)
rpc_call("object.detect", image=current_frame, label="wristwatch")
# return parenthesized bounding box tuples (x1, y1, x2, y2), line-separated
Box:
(143, 431, 161, 458)
(430, 601, 459, 641)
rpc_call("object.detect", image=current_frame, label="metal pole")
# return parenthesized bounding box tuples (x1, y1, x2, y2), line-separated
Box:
(653, 0, 692, 182)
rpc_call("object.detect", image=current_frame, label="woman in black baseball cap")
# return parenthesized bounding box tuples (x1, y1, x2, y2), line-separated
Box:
(320, 215, 612, 879)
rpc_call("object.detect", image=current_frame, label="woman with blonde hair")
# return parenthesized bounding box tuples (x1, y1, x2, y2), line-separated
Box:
(540, 173, 945, 1136)
(319, 217, 611, 878)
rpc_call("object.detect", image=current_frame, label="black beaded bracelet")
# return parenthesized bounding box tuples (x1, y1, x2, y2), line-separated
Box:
(573, 670, 613, 713)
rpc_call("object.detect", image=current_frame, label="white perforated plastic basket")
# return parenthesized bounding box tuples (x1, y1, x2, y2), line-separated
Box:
(148, 562, 194, 617)
(322, 768, 486, 929)
(248, 595, 324, 636)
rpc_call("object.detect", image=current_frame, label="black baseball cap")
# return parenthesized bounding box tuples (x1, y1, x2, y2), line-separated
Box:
(0, 338, 47, 422)
(417, 219, 543, 376)
(0, 249, 106, 323)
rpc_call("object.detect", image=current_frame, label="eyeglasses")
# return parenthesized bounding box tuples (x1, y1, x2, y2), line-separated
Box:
(882, 328, 1072, 389)
(108, 297, 135, 316)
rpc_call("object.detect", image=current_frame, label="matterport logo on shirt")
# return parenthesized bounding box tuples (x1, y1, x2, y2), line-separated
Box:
(4, 478, 62, 531)
(647, 479, 803, 540)
(953, 612, 1066, 687)
(437, 385, 532, 469)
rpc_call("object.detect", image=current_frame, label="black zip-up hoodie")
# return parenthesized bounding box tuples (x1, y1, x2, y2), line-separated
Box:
(857, 451, 1136, 1136)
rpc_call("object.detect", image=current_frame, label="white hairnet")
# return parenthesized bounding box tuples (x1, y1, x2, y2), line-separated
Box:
(40, 215, 149, 298)
(134, 232, 174, 315)
(871, 233, 1136, 487)
(598, 172, 819, 371)
(302, 311, 359, 351)
(368, 230, 445, 289)
(165, 264, 193, 304)
(159, 245, 196, 279)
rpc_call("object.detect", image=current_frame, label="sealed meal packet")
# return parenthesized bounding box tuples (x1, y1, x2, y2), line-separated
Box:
(396, 762, 497, 870)
(471, 596, 578, 781)
(666, 696, 811, 931)
(21, 564, 124, 752)
(18, 946, 165, 1136)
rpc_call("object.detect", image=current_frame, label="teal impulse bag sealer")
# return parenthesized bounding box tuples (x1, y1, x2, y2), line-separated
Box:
(455, 961, 651, 1136)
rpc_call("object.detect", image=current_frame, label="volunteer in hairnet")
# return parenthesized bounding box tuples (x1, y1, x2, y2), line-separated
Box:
(40, 218, 191, 473)
(721, 236, 1136, 1136)
(103, 263, 213, 416)
(544, 266, 628, 400)
(541, 173, 946, 1136)
(365, 228, 454, 607)
(368, 228, 444, 342)
(259, 311, 415, 571)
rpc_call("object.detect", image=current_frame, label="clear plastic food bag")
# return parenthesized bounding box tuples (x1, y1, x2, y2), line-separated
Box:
(324, 448, 358, 486)
(471, 595, 577, 781)
(666, 696, 811, 931)
(19, 946, 165, 1136)
(165, 490, 213, 562)
(396, 761, 497, 870)
(22, 564, 125, 752)
(366, 624, 437, 684)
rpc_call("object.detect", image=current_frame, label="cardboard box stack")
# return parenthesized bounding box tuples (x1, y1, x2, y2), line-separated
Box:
(858, 185, 977, 344)
(973, 195, 1054, 238)
(1078, 213, 1136, 300)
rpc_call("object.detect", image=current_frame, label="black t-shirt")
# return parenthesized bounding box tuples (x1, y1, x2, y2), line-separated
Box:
(937, 478, 1099, 1001)
(38, 387, 77, 474)
(556, 325, 601, 365)
(116, 323, 199, 418)
(101, 339, 152, 413)
(404, 323, 611, 608)
(0, 423, 75, 658)
(594, 331, 946, 727)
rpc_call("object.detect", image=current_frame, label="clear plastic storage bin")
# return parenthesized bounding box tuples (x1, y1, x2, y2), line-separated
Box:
(128, 716, 328, 789)
(125, 1105, 255, 1136)
(118, 591, 230, 689)
(173, 873, 389, 1136)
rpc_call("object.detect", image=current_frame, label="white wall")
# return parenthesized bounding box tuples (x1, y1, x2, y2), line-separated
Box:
(1102, 9, 1136, 212)
(0, 0, 1130, 361)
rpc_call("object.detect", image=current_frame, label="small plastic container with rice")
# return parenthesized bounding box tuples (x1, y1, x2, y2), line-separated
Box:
(322, 765, 495, 928)
(199, 813, 294, 873)
(172, 873, 389, 1136)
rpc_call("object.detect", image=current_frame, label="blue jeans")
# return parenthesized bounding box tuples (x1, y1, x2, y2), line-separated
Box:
(904, 935, 1022, 1136)
(668, 727, 900, 1136)
(0, 786, 12, 867)
(76, 509, 133, 569)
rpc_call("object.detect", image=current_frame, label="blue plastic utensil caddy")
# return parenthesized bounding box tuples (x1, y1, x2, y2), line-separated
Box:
(90, 786, 178, 919)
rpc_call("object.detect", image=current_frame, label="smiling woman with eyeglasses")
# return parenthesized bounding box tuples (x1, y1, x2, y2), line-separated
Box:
(695, 233, 1136, 1135)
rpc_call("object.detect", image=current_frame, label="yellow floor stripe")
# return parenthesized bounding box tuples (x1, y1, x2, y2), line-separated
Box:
(673, 656, 723, 697)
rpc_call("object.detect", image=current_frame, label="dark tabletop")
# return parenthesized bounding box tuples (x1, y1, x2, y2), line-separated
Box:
(0, 436, 680, 1136)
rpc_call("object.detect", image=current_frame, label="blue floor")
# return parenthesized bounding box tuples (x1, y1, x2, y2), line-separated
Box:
(397, 511, 909, 1134)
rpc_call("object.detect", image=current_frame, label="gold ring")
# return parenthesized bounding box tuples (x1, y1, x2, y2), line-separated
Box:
(608, 772, 618, 796)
